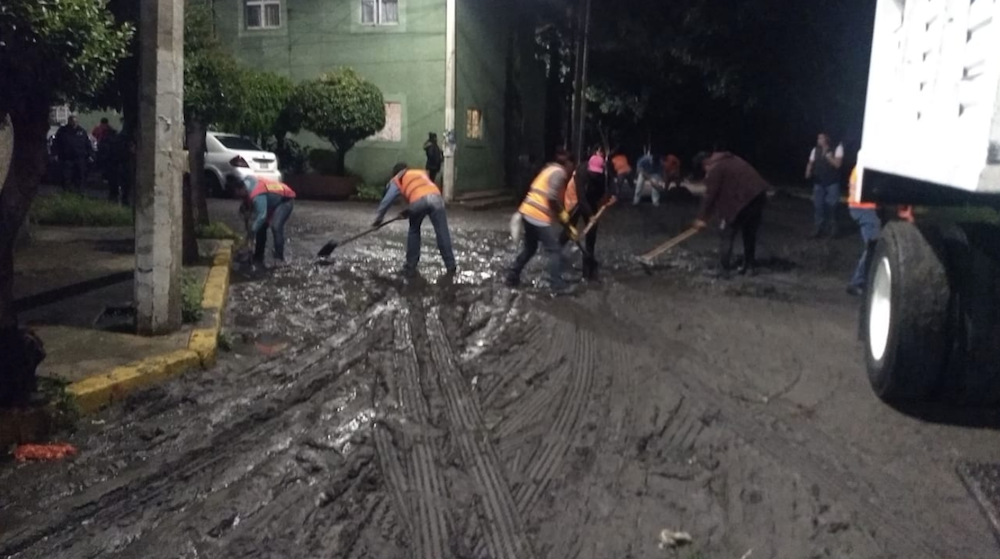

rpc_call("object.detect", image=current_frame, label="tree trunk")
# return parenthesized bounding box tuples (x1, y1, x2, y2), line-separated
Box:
(0, 102, 51, 405)
(186, 121, 210, 226)
(335, 146, 348, 177)
(182, 174, 199, 265)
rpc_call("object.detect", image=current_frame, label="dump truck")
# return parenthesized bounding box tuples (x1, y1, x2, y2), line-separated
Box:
(856, 0, 1000, 403)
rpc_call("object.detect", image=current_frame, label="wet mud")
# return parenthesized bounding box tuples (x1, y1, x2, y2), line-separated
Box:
(3, 198, 999, 558)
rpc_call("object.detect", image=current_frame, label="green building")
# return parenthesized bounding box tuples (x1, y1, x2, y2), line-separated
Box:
(214, 0, 548, 198)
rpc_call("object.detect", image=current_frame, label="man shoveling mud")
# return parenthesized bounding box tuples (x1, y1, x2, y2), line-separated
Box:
(228, 174, 296, 268)
(505, 150, 576, 293)
(691, 151, 769, 277)
(373, 162, 456, 278)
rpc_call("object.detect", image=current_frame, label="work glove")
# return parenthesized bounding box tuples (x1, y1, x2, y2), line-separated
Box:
(558, 210, 572, 226)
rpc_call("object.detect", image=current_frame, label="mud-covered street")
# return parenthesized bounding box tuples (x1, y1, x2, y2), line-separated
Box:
(3, 195, 1000, 559)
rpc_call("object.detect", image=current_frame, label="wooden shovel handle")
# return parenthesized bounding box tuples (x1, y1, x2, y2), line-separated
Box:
(639, 227, 700, 261)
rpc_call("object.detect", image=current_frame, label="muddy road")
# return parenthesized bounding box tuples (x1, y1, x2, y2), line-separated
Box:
(4, 195, 1000, 558)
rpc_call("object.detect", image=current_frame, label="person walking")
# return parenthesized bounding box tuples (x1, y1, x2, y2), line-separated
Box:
(846, 166, 880, 296)
(91, 118, 112, 144)
(97, 126, 126, 203)
(692, 151, 769, 276)
(228, 174, 296, 267)
(53, 115, 93, 193)
(805, 132, 844, 237)
(423, 133, 444, 185)
(633, 150, 663, 206)
(506, 150, 575, 292)
(373, 162, 456, 277)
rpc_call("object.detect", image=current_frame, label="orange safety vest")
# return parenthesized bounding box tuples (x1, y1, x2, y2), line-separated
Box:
(249, 177, 296, 201)
(519, 164, 566, 224)
(848, 167, 876, 210)
(394, 169, 439, 203)
(611, 154, 631, 176)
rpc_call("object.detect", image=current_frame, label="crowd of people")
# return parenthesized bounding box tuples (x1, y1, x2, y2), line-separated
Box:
(51, 116, 131, 204)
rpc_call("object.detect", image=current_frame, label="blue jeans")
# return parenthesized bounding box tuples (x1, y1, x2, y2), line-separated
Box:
(849, 207, 880, 288)
(813, 182, 840, 232)
(507, 218, 565, 289)
(633, 173, 662, 205)
(406, 194, 456, 271)
(254, 199, 293, 261)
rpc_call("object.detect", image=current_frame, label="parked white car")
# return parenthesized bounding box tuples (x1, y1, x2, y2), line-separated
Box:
(204, 132, 282, 197)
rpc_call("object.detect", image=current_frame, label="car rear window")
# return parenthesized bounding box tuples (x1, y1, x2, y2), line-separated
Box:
(216, 136, 262, 151)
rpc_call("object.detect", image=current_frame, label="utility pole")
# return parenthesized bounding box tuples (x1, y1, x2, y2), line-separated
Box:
(443, 0, 457, 201)
(135, 0, 184, 335)
(575, 0, 592, 164)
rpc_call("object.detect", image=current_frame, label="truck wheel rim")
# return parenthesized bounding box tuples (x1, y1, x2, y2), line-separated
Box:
(869, 257, 892, 362)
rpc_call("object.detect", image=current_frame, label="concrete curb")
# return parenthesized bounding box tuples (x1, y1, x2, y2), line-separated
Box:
(67, 241, 233, 415)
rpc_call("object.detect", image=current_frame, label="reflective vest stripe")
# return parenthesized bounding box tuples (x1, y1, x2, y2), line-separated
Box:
(519, 165, 562, 224)
(249, 177, 296, 201)
(848, 167, 876, 210)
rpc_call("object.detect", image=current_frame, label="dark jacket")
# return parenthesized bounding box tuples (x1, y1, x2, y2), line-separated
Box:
(697, 153, 769, 224)
(54, 124, 93, 161)
(424, 141, 443, 170)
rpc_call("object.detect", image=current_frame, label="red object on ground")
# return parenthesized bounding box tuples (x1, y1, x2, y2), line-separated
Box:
(13, 443, 78, 462)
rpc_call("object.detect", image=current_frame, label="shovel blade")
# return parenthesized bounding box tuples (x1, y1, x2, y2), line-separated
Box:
(317, 241, 339, 258)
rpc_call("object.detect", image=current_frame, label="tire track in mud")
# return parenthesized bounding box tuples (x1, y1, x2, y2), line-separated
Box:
(425, 307, 539, 559)
(609, 288, 992, 558)
(473, 323, 599, 558)
(0, 306, 392, 558)
(371, 309, 452, 559)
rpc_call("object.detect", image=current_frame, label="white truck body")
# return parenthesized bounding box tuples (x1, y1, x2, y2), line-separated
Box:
(859, 0, 1000, 199)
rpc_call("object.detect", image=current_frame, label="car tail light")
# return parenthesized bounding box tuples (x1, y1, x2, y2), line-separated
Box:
(230, 156, 249, 168)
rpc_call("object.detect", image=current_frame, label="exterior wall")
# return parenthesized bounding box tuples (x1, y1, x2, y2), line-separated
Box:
(215, 0, 447, 188)
(453, 0, 510, 192)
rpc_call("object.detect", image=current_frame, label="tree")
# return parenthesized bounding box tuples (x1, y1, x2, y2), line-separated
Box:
(0, 0, 133, 405)
(233, 70, 295, 147)
(184, 0, 244, 226)
(286, 69, 385, 176)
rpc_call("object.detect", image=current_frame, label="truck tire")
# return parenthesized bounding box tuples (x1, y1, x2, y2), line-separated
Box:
(938, 223, 1000, 404)
(864, 221, 951, 403)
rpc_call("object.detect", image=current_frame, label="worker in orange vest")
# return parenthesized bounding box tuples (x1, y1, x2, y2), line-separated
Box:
(505, 150, 575, 292)
(373, 162, 456, 277)
(229, 174, 297, 266)
(846, 166, 880, 296)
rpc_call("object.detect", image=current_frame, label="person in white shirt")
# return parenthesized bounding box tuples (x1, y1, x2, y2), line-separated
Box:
(804, 133, 844, 238)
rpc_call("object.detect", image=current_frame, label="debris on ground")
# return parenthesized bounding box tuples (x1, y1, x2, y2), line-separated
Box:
(658, 528, 693, 550)
(13, 443, 78, 462)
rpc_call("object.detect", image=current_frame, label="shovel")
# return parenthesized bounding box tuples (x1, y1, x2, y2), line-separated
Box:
(637, 227, 700, 273)
(317, 210, 410, 258)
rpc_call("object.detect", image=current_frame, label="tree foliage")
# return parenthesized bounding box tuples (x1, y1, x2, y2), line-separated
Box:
(0, 0, 134, 113)
(286, 68, 385, 175)
(184, 0, 243, 130)
(233, 70, 295, 143)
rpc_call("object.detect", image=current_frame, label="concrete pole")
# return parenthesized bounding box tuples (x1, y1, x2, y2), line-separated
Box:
(443, 0, 457, 201)
(135, 0, 184, 335)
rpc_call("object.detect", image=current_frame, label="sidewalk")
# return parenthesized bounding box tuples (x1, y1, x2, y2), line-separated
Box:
(9, 224, 231, 419)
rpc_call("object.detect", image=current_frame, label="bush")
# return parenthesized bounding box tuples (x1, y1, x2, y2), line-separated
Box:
(181, 271, 204, 324)
(264, 137, 311, 175)
(195, 221, 240, 240)
(29, 193, 133, 226)
(356, 183, 385, 202)
(285, 68, 385, 176)
(37, 376, 80, 432)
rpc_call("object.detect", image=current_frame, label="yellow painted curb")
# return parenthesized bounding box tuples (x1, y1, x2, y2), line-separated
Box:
(68, 350, 201, 414)
(65, 242, 232, 414)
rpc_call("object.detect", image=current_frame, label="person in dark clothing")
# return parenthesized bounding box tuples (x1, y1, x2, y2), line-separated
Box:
(423, 133, 444, 185)
(54, 116, 93, 192)
(561, 162, 611, 280)
(692, 152, 770, 276)
(805, 132, 844, 238)
(97, 126, 126, 203)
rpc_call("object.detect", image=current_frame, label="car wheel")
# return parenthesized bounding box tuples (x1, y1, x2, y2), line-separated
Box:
(205, 172, 224, 198)
(864, 221, 951, 403)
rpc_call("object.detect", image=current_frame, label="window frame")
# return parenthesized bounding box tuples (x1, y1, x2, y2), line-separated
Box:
(245, 0, 282, 30)
(361, 0, 400, 27)
(370, 102, 403, 143)
(465, 108, 484, 141)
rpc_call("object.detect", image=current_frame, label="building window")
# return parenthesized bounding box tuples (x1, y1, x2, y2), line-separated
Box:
(371, 102, 402, 142)
(466, 108, 483, 140)
(361, 0, 399, 26)
(246, 0, 281, 30)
